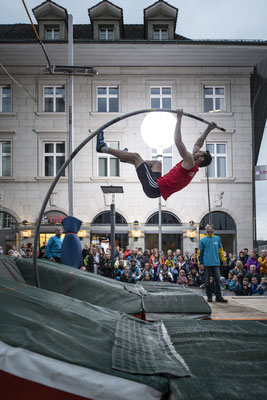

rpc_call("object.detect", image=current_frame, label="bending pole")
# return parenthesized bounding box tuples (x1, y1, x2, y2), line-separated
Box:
(33, 108, 225, 287)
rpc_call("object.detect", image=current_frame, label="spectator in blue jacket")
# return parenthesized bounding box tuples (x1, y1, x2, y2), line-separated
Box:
(129, 259, 141, 282)
(251, 276, 264, 295)
(45, 227, 63, 263)
(228, 275, 241, 295)
(198, 224, 228, 303)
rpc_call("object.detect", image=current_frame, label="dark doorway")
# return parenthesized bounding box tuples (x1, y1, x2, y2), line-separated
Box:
(145, 211, 182, 254)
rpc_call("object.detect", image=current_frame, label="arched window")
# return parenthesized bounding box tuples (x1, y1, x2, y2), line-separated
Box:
(92, 211, 127, 224)
(90, 212, 128, 249)
(0, 211, 17, 229)
(146, 211, 181, 225)
(199, 211, 236, 231)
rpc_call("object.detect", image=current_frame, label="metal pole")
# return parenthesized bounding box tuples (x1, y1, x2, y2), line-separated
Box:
(68, 14, 74, 216)
(157, 153, 162, 254)
(110, 199, 115, 269)
(158, 196, 162, 253)
(206, 168, 212, 225)
(251, 106, 257, 249)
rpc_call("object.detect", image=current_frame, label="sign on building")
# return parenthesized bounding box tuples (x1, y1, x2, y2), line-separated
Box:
(255, 165, 267, 181)
(41, 211, 68, 224)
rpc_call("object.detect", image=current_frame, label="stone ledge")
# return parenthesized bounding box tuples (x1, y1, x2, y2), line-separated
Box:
(0, 113, 17, 118)
(35, 112, 67, 117)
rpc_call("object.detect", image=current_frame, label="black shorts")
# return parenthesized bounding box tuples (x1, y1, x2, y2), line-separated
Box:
(136, 162, 161, 198)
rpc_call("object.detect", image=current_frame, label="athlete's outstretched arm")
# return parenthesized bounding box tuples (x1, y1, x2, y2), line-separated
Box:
(174, 109, 194, 169)
(192, 122, 217, 153)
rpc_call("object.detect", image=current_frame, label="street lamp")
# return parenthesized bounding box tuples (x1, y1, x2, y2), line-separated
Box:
(101, 185, 124, 269)
(141, 111, 176, 151)
(141, 112, 176, 253)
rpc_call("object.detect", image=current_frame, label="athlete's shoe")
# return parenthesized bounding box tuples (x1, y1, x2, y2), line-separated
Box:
(96, 131, 107, 153)
(120, 148, 128, 163)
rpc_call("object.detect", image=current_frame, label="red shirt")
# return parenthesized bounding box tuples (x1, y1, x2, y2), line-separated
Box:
(157, 161, 199, 200)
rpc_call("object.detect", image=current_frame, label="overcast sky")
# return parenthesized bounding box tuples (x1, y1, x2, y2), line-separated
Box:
(1, 0, 267, 241)
(1, 0, 267, 41)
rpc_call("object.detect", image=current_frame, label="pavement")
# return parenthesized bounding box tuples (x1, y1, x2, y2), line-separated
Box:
(189, 287, 267, 320)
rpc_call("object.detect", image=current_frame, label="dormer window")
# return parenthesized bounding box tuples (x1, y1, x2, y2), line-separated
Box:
(153, 27, 168, 41)
(144, 1, 178, 41)
(33, 1, 68, 41)
(100, 27, 114, 41)
(45, 26, 60, 40)
(88, 1, 123, 41)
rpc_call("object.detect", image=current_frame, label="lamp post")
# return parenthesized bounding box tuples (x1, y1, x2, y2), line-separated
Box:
(141, 111, 176, 253)
(68, 14, 74, 216)
(101, 186, 124, 269)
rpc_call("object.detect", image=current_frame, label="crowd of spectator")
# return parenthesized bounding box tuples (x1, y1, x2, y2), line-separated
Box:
(5, 242, 267, 296)
(79, 245, 267, 296)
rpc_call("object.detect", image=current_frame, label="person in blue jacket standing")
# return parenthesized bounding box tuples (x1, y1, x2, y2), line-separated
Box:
(198, 224, 228, 303)
(45, 227, 63, 263)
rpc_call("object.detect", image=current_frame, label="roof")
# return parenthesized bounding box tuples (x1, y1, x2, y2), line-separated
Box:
(32, 0, 68, 21)
(0, 23, 190, 41)
(0, 24, 38, 40)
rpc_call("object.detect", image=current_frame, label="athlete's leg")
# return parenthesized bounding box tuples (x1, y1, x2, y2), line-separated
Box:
(145, 160, 162, 174)
(97, 131, 161, 198)
(96, 131, 144, 168)
(108, 148, 144, 168)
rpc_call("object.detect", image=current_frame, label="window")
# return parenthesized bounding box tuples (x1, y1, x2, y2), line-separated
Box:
(200, 212, 236, 231)
(0, 141, 11, 176)
(204, 86, 225, 112)
(153, 27, 168, 40)
(98, 141, 119, 177)
(0, 211, 16, 229)
(92, 211, 127, 224)
(43, 86, 65, 112)
(97, 86, 118, 112)
(0, 85, 11, 112)
(100, 28, 114, 40)
(206, 143, 227, 177)
(44, 142, 65, 177)
(152, 146, 172, 175)
(146, 211, 181, 225)
(45, 27, 60, 40)
(150, 87, 172, 109)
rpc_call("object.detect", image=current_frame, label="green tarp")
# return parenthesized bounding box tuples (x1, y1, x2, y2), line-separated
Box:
(0, 256, 25, 283)
(139, 282, 211, 314)
(0, 256, 211, 317)
(0, 276, 267, 399)
(12, 257, 142, 315)
(0, 277, 169, 394)
(112, 315, 190, 377)
(165, 318, 267, 399)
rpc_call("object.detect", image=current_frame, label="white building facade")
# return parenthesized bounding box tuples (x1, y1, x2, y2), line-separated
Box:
(1, 0, 267, 254)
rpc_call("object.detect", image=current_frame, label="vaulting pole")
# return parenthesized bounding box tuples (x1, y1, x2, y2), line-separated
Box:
(33, 108, 226, 287)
